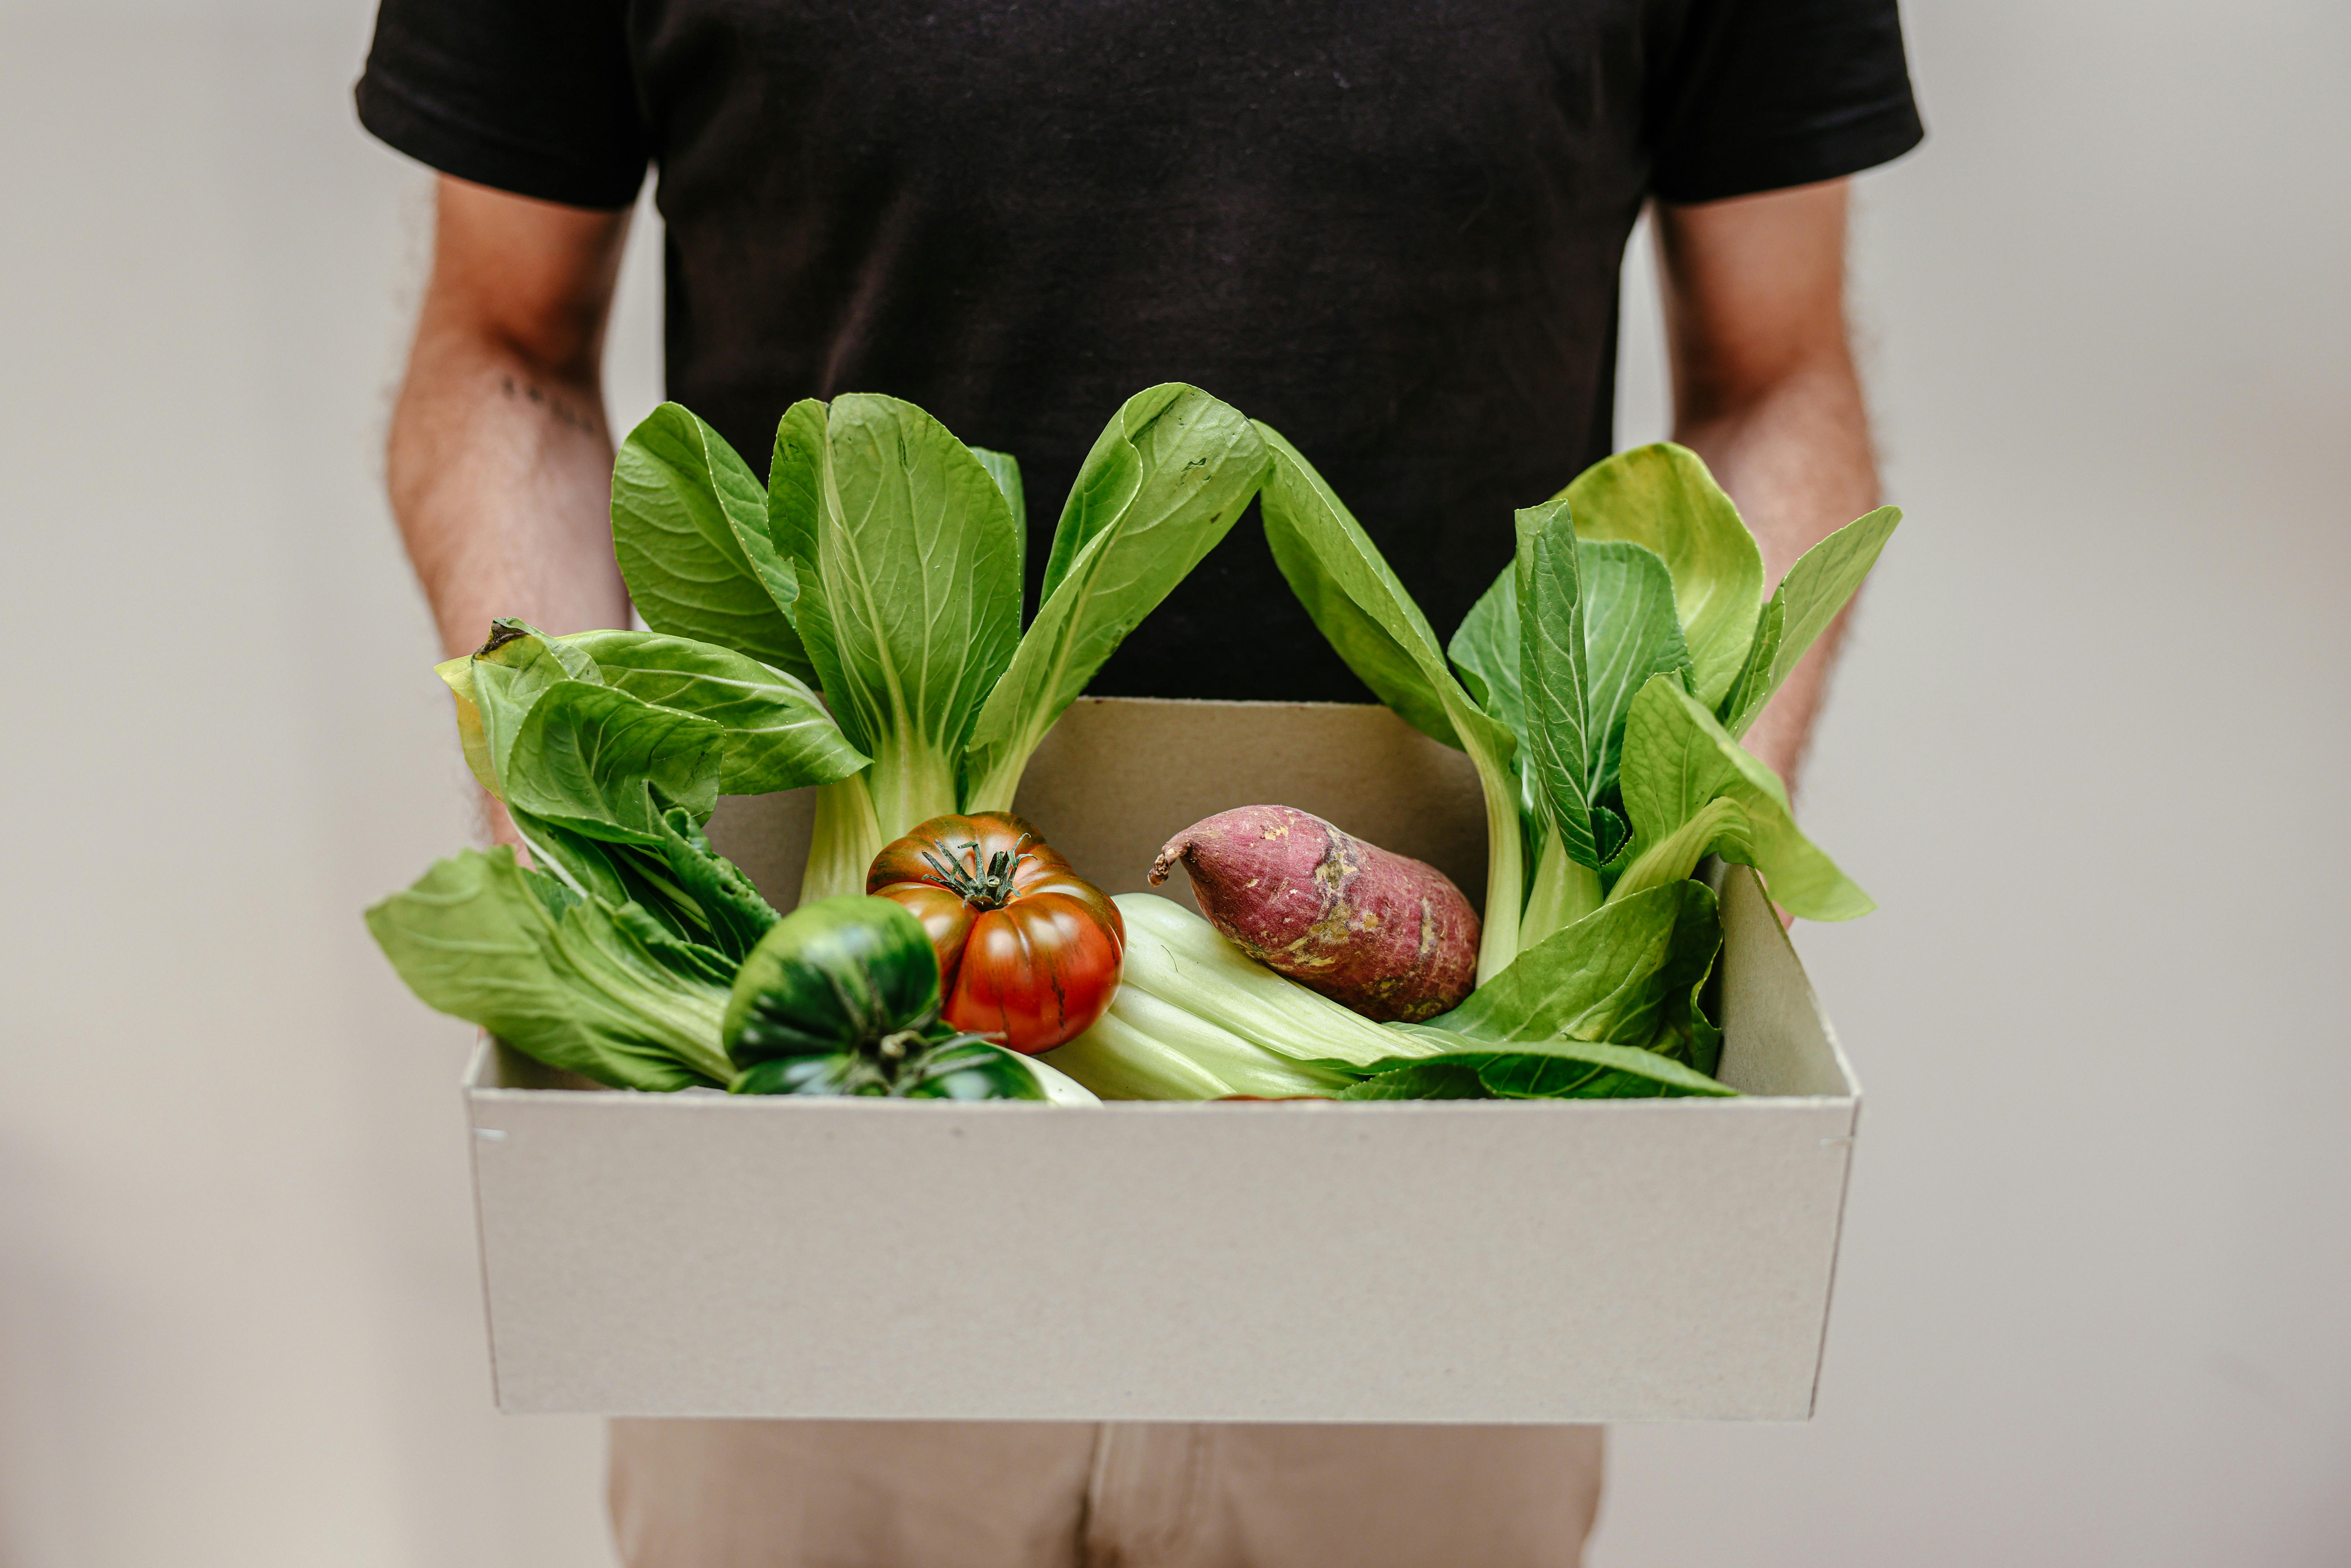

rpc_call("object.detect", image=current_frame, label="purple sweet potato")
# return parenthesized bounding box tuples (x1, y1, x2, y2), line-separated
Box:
(1148, 805, 1479, 1022)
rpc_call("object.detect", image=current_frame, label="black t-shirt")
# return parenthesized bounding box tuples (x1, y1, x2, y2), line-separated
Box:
(357, 0, 1920, 702)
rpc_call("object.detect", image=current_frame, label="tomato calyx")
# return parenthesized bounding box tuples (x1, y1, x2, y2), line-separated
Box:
(917, 837, 1037, 910)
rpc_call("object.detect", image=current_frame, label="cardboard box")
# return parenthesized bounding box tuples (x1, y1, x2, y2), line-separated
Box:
(463, 698, 1860, 1422)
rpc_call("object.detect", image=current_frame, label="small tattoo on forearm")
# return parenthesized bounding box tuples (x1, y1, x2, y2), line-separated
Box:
(500, 374, 598, 436)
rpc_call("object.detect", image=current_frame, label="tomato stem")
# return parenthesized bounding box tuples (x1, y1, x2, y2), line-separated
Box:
(916, 836, 1036, 910)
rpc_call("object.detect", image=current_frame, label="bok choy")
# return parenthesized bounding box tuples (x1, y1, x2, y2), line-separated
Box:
(368, 618, 861, 1087)
(431, 618, 865, 955)
(1254, 429, 1897, 1077)
(611, 386, 1271, 905)
(370, 625, 1099, 1103)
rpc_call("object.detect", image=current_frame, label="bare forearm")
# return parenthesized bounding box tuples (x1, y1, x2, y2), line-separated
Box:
(389, 177, 634, 661)
(1655, 181, 1879, 794)
(1672, 353, 1878, 790)
(387, 178, 634, 848)
(388, 330, 628, 661)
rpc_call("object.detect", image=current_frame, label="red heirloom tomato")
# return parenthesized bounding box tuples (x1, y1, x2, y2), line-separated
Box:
(866, 812, 1125, 1054)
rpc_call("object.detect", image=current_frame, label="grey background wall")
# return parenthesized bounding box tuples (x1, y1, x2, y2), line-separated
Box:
(0, 1, 2341, 1564)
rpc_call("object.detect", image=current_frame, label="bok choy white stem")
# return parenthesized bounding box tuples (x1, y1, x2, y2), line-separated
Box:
(1046, 985, 1354, 1100)
(1109, 895, 1449, 1069)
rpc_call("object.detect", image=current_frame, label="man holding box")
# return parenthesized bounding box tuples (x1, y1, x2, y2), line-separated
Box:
(358, 0, 1918, 1561)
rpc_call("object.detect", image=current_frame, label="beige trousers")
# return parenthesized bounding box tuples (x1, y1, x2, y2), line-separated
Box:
(610, 1420, 1603, 1568)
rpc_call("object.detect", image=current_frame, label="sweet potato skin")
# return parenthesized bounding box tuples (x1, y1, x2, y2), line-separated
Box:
(1149, 805, 1479, 1022)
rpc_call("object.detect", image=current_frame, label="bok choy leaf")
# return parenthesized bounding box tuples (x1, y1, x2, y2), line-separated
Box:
(1718, 505, 1902, 737)
(962, 387, 1268, 810)
(365, 846, 735, 1091)
(562, 629, 868, 794)
(612, 403, 814, 682)
(1254, 423, 1527, 980)
(1557, 442, 1762, 709)
(441, 619, 867, 811)
(1338, 1035, 1735, 1100)
(1047, 985, 1357, 1101)
(1514, 498, 1598, 879)
(1611, 676, 1874, 921)
(424, 619, 831, 959)
(1259, 429, 1896, 1093)
(1108, 894, 1448, 1070)
(1431, 880, 1720, 1051)
(779, 394, 1024, 843)
(1577, 540, 1693, 802)
(496, 680, 727, 845)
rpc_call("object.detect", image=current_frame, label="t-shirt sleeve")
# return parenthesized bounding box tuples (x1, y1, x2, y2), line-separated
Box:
(354, 0, 647, 210)
(1649, 0, 1924, 205)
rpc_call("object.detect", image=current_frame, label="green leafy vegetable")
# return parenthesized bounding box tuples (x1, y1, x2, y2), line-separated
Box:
(1256, 426, 1475, 750)
(648, 808, 779, 961)
(616, 387, 1270, 906)
(1256, 423, 1527, 979)
(785, 395, 1024, 839)
(425, 618, 855, 954)
(1339, 1035, 1736, 1100)
(1558, 442, 1762, 708)
(441, 619, 867, 815)
(1515, 498, 1598, 875)
(1577, 539, 1693, 800)
(962, 387, 1268, 810)
(1431, 881, 1720, 1049)
(1110, 894, 1447, 1070)
(1258, 430, 1898, 1098)
(563, 629, 868, 794)
(1716, 594, 1787, 741)
(497, 679, 726, 845)
(1611, 676, 1874, 921)
(1047, 985, 1358, 1101)
(1771, 505, 1902, 692)
(379, 391, 1894, 1108)
(1331, 1062, 1491, 1100)
(612, 403, 813, 682)
(764, 397, 827, 569)
(1446, 572, 1524, 741)
(1449, 525, 1692, 947)
(1718, 505, 1902, 738)
(1036, 895, 1731, 1100)
(438, 619, 594, 796)
(970, 445, 1028, 546)
(384, 617, 833, 1069)
(365, 847, 734, 1091)
(382, 386, 1274, 1104)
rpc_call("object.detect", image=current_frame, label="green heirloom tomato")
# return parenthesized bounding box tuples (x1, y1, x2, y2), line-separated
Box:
(723, 895, 1042, 1099)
